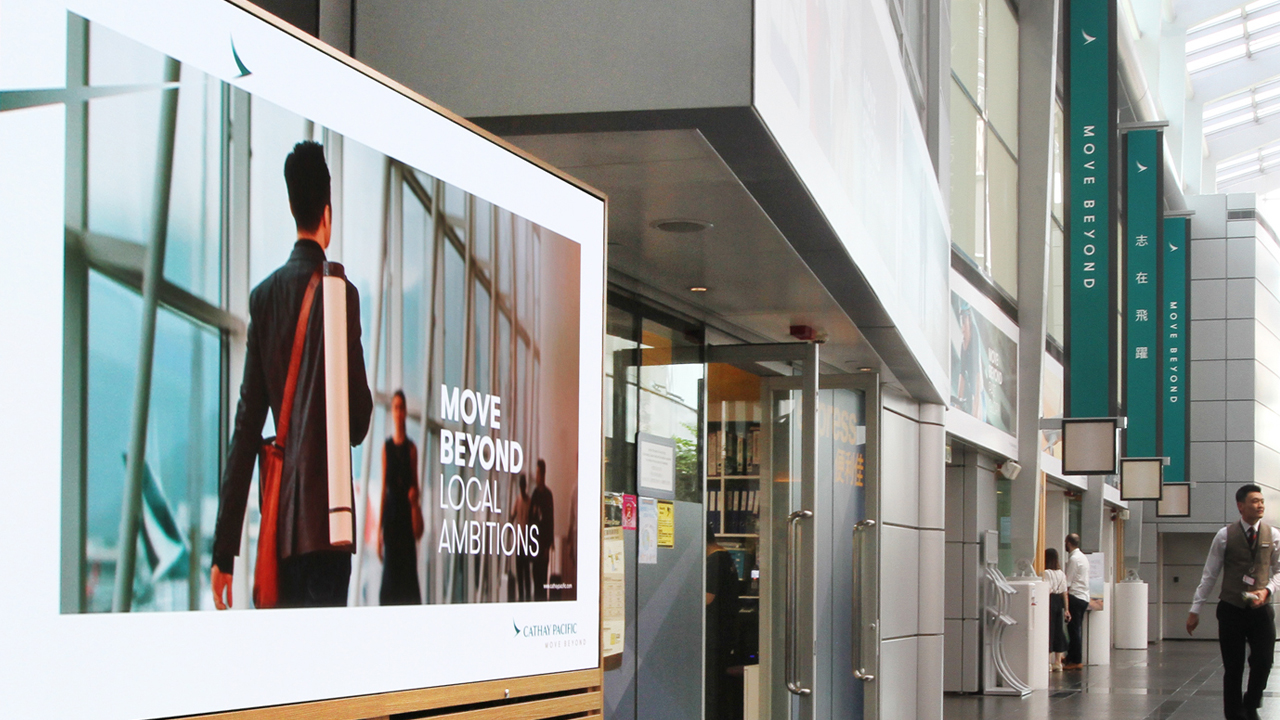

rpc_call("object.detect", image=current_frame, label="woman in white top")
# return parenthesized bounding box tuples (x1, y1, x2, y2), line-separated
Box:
(1044, 548, 1070, 671)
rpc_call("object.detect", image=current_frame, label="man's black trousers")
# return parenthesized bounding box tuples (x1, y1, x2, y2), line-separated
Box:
(279, 551, 351, 608)
(1217, 601, 1276, 719)
(1066, 594, 1089, 664)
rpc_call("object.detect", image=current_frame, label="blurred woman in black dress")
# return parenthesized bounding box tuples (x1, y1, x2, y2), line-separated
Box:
(379, 390, 423, 605)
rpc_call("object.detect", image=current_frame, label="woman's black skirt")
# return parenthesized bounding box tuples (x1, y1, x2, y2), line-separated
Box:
(1049, 593, 1068, 653)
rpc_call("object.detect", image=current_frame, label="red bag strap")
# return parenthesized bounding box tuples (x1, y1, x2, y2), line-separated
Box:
(276, 270, 321, 446)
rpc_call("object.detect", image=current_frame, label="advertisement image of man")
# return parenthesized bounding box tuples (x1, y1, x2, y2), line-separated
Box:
(529, 459, 555, 601)
(210, 140, 373, 609)
(1187, 484, 1280, 720)
(1062, 533, 1090, 670)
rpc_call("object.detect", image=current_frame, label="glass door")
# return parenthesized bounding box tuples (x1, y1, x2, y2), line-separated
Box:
(705, 344, 879, 720)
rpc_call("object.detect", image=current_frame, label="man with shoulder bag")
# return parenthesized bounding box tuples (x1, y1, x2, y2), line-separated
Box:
(210, 140, 373, 609)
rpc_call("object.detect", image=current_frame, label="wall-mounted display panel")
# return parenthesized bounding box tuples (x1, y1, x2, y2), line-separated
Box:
(0, 1, 605, 718)
(945, 270, 1018, 459)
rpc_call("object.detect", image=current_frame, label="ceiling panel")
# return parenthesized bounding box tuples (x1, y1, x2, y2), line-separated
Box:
(509, 129, 895, 380)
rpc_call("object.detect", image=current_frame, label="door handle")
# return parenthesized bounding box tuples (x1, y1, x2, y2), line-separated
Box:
(786, 509, 813, 697)
(852, 519, 875, 690)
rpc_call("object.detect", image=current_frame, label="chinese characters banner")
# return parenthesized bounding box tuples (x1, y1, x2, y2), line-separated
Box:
(1066, 0, 1118, 418)
(1162, 216, 1190, 482)
(1123, 128, 1162, 456)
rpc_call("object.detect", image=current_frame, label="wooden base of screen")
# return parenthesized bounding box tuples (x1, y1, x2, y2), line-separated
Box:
(181, 668, 602, 720)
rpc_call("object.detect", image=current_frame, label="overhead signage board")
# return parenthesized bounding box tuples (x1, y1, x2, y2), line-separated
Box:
(1122, 129, 1162, 456)
(1065, 0, 1118, 418)
(1162, 216, 1191, 483)
(0, 0, 605, 718)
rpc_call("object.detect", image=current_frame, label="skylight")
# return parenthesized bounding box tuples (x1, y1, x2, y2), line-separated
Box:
(1203, 77, 1280, 135)
(1216, 139, 1280, 186)
(1187, 0, 1280, 73)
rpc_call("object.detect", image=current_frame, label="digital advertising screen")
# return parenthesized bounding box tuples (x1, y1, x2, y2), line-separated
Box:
(0, 0, 605, 717)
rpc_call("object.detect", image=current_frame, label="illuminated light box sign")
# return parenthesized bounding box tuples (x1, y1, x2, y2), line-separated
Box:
(1065, 0, 1118, 418)
(1162, 215, 1191, 484)
(0, 0, 605, 718)
(1121, 128, 1162, 457)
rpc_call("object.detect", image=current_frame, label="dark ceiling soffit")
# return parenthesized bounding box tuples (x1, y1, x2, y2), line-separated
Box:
(474, 107, 943, 404)
(247, 0, 320, 37)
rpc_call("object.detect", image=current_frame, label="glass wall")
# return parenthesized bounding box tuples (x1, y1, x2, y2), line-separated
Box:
(76, 22, 227, 612)
(1048, 100, 1066, 344)
(350, 166, 547, 607)
(950, 0, 1021, 299)
(604, 297, 703, 502)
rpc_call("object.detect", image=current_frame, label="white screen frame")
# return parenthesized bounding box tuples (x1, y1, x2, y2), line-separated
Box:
(0, 1, 605, 717)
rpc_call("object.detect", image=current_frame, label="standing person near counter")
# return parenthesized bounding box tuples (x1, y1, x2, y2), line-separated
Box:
(1187, 484, 1280, 720)
(1062, 533, 1090, 670)
(1044, 548, 1070, 672)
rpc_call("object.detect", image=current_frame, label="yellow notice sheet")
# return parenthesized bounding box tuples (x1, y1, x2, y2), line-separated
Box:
(657, 500, 675, 548)
(603, 525, 625, 659)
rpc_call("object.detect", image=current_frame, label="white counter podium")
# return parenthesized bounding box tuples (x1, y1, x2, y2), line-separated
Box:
(1005, 579, 1050, 690)
(1114, 579, 1149, 650)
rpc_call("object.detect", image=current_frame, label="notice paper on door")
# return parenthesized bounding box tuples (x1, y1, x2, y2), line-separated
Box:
(657, 500, 675, 548)
(639, 497, 658, 564)
(637, 433, 676, 494)
(603, 525, 625, 658)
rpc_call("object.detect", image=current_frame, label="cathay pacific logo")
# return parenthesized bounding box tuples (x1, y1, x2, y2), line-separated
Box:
(1082, 29, 1097, 44)
(513, 620, 579, 639)
(231, 38, 252, 78)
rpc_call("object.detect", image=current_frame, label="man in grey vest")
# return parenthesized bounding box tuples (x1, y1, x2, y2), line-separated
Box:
(1187, 483, 1280, 720)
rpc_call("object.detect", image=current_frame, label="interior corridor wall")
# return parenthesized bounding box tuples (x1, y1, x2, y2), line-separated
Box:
(943, 443, 999, 693)
(880, 393, 945, 719)
(1148, 193, 1280, 640)
(1161, 532, 1219, 639)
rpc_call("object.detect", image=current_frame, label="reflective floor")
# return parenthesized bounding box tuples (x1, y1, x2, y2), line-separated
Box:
(944, 641, 1280, 720)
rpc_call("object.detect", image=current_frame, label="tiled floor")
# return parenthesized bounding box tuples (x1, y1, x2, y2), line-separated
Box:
(943, 640, 1280, 719)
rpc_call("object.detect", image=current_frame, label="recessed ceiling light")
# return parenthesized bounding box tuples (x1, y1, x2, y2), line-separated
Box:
(652, 218, 713, 234)
(690, 286, 709, 292)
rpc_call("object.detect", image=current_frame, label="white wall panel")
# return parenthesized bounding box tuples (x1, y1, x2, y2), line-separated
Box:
(943, 618, 964, 692)
(919, 529, 946, 635)
(881, 410, 921, 528)
(880, 524, 921, 639)
(916, 634, 944, 720)
(879, 637, 919, 719)
(919, 421, 946, 530)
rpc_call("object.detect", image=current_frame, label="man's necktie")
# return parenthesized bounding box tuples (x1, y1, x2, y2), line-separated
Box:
(1248, 526, 1257, 548)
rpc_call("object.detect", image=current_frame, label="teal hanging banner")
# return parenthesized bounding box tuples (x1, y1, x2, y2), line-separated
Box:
(1123, 129, 1162, 456)
(1065, 0, 1118, 418)
(1162, 216, 1190, 482)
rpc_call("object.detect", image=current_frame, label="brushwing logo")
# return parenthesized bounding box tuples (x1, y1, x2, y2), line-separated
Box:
(512, 619, 587, 649)
(513, 620, 579, 638)
(231, 38, 251, 78)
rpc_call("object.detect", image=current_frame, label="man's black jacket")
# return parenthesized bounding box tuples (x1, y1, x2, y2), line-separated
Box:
(213, 240, 373, 574)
